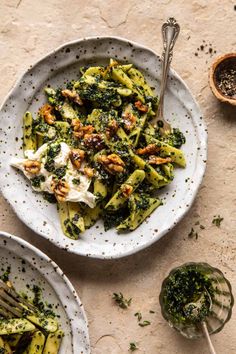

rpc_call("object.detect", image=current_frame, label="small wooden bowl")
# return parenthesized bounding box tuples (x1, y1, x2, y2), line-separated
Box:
(209, 53, 236, 106)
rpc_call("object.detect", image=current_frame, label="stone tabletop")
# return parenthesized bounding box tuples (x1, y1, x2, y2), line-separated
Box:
(0, 0, 236, 353)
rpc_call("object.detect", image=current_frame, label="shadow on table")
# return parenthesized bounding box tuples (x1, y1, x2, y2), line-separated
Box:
(23, 222, 177, 285)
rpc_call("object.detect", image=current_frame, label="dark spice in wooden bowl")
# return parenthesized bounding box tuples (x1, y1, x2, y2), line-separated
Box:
(215, 60, 236, 98)
(209, 53, 236, 106)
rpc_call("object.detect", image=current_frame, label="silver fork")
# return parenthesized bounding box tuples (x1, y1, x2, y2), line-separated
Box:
(0, 279, 37, 319)
(0, 279, 58, 333)
(153, 17, 180, 133)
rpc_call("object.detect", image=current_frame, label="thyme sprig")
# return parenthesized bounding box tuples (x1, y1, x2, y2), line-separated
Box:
(112, 292, 132, 309)
(212, 215, 224, 227)
(138, 320, 151, 327)
(129, 342, 138, 351)
(134, 312, 142, 321)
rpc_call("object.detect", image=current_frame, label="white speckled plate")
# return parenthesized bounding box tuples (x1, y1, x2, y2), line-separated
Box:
(0, 37, 207, 259)
(0, 231, 90, 353)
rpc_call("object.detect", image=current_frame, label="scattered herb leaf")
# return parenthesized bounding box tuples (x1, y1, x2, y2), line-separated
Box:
(0, 266, 11, 282)
(200, 224, 205, 230)
(138, 320, 151, 327)
(188, 228, 198, 239)
(149, 310, 155, 314)
(129, 342, 138, 351)
(212, 215, 224, 227)
(134, 312, 142, 322)
(113, 292, 132, 309)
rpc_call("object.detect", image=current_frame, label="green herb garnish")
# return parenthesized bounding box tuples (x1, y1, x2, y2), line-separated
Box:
(72, 178, 81, 185)
(31, 175, 45, 188)
(134, 312, 142, 321)
(43, 192, 57, 204)
(0, 266, 11, 282)
(54, 166, 67, 178)
(129, 342, 138, 351)
(212, 215, 224, 227)
(113, 292, 132, 309)
(188, 228, 198, 239)
(138, 320, 151, 327)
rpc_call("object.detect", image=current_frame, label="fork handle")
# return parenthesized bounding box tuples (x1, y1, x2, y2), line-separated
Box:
(157, 17, 180, 122)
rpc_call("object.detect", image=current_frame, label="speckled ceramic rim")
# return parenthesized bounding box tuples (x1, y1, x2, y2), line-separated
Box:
(0, 231, 90, 353)
(0, 36, 207, 259)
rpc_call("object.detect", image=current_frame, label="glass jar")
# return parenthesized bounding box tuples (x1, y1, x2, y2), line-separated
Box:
(159, 262, 234, 339)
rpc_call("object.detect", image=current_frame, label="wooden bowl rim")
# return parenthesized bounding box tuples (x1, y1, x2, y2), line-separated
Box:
(209, 53, 236, 106)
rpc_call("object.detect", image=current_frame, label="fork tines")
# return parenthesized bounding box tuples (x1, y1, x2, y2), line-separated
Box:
(0, 279, 37, 319)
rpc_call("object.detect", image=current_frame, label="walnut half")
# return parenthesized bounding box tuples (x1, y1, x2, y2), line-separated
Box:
(136, 144, 160, 155)
(23, 160, 41, 174)
(51, 179, 70, 202)
(61, 89, 83, 105)
(83, 133, 104, 151)
(134, 100, 148, 113)
(72, 120, 95, 139)
(122, 112, 136, 131)
(120, 184, 133, 197)
(69, 149, 85, 169)
(84, 167, 94, 178)
(105, 119, 118, 139)
(97, 153, 125, 174)
(39, 104, 55, 125)
(148, 156, 172, 165)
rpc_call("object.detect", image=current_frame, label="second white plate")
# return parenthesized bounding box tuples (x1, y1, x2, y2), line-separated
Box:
(0, 231, 90, 354)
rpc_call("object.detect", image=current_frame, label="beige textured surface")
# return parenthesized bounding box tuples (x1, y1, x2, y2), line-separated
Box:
(0, 0, 236, 353)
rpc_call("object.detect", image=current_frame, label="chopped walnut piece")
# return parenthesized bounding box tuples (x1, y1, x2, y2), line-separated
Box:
(97, 153, 125, 174)
(72, 120, 95, 139)
(122, 112, 136, 131)
(23, 160, 41, 174)
(120, 184, 133, 197)
(105, 119, 118, 139)
(69, 149, 85, 169)
(148, 156, 172, 165)
(51, 179, 70, 202)
(134, 100, 148, 113)
(83, 133, 104, 150)
(84, 167, 94, 178)
(39, 104, 55, 125)
(71, 118, 82, 128)
(136, 144, 160, 155)
(61, 89, 83, 105)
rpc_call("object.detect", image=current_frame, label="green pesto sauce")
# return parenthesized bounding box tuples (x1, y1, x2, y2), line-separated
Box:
(43, 192, 57, 204)
(54, 166, 67, 179)
(44, 143, 61, 172)
(31, 285, 56, 318)
(160, 128, 186, 148)
(31, 175, 45, 188)
(162, 266, 214, 324)
(103, 207, 129, 231)
(0, 266, 11, 282)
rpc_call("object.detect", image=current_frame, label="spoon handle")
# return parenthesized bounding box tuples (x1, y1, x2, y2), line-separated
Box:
(201, 322, 217, 354)
(157, 17, 180, 123)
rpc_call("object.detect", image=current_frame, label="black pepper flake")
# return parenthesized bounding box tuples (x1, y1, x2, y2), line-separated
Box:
(216, 67, 236, 98)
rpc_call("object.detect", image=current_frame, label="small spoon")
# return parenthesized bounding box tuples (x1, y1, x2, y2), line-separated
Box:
(184, 290, 217, 354)
(153, 17, 180, 133)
